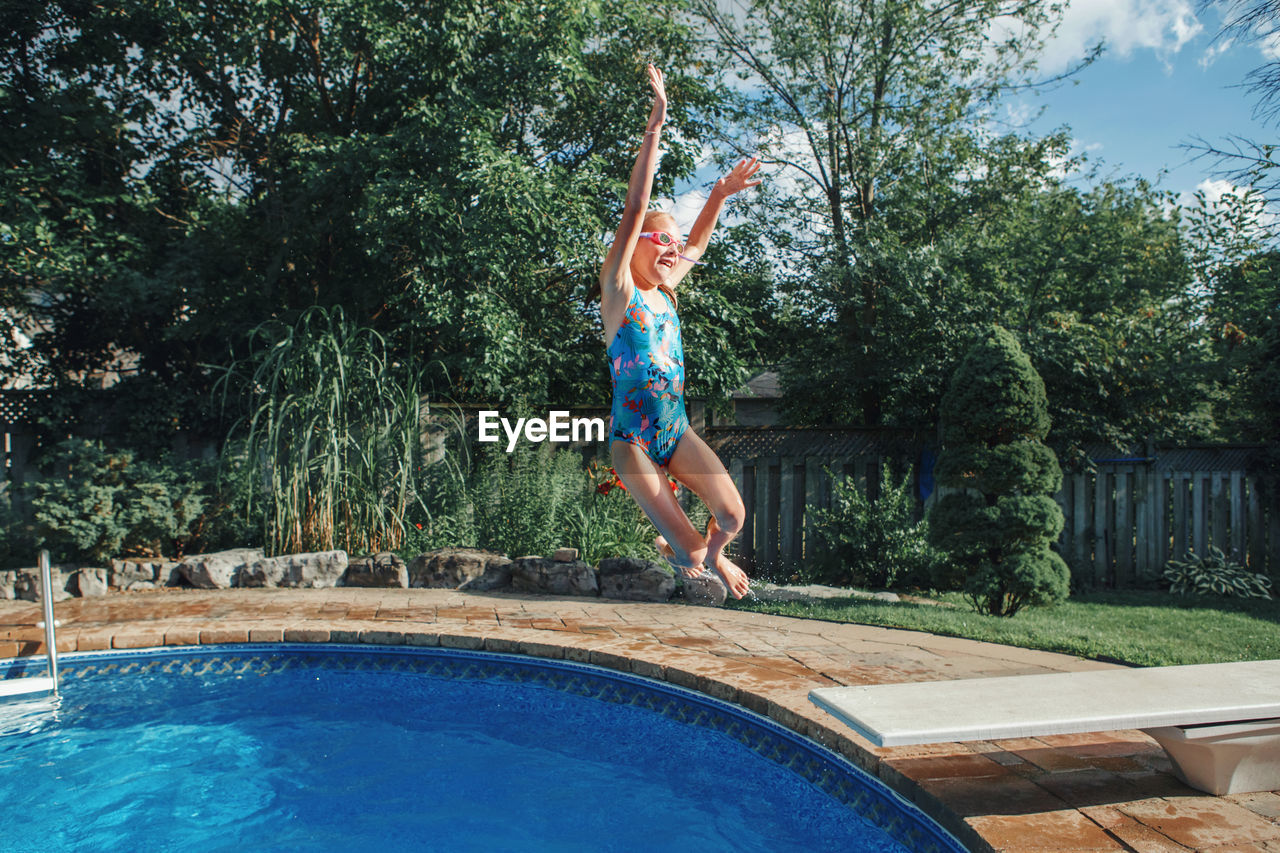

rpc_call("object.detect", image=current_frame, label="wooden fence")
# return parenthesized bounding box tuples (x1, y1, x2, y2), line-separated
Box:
(715, 431, 1278, 587)
(1057, 452, 1279, 587)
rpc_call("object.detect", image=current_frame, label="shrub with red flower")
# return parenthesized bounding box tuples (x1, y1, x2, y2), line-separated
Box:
(587, 460, 679, 497)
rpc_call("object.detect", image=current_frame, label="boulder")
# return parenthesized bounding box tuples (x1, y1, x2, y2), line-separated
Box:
(343, 552, 408, 588)
(72, 567, 109, 598)
(158, 561, 184, 587)
(178, 548, 264, 589)
(597, 556, 675, 602)
(457, 560, 513, 592)
(239, 550, 347, 589)
(13, 564, 74, 603)
(110, 558, 158, 591)
(552, 547, 579, 562)
(510, 557, 598, 597)
(0, 570, 15, 600)
(681, 572, 727, 607)
(409, 548, 512, 590)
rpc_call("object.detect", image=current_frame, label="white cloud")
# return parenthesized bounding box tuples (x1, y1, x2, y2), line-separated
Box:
(1194, 177, 1241, 206)
(1199, 36, 1234, 69)
(1032, 0, 1203, 74)
(1262, 30, 1280, 61)
(1182, 178, 1280, 237)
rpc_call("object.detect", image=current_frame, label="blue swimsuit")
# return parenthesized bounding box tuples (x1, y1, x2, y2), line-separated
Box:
(607, 286, 690, 467)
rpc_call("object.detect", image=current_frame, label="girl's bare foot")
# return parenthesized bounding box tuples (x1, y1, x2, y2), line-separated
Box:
(655, 536, 704, 579)
(710, 553, 751, 599)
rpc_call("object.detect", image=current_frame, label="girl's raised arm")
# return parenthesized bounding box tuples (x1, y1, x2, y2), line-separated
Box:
(666, 156, 762, 290)
(599, 64, 667, 299)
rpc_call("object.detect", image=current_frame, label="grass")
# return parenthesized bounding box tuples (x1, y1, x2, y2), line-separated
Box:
(727, 588, 1280, 667)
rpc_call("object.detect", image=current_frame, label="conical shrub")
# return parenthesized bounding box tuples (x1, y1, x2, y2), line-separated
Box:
(927, 326, 1069, 616)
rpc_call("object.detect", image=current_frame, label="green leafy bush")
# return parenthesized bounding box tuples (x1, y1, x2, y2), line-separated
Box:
(465, 444, 584, 558)
(1163, 546, 1273, 600)
(568, 488, 658, 567)
(403, 446, 664, 565)
(806, 464, 945, 589)
(928, 326, 1070, 616)
(31, 440, 208, 563)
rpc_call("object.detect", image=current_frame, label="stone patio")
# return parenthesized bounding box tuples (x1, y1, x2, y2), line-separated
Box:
(1, 587, 1277, 852)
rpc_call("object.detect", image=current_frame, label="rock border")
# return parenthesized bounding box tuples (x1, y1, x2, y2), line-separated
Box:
(2, 547, 715, 605)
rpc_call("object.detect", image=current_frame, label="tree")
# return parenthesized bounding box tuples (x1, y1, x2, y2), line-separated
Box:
(927, 326, 1069, 616)
(1, 1, 764, 442)
(689, 0, 1083, 426)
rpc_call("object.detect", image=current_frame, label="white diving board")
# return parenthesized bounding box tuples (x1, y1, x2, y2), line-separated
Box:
(810, 660, 1280, 796)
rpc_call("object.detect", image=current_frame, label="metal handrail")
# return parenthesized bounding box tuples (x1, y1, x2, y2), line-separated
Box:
(0, 550, 59, 699)
(38, 550, 59, 695)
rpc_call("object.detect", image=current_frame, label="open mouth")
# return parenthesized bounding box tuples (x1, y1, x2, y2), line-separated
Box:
(658, 256, 676, 269)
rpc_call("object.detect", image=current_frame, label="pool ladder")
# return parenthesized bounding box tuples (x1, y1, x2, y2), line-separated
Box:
(0, 550, 59, 698)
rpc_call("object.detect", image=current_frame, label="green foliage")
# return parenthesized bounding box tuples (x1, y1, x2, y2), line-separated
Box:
(806, 464, 946, 590)
(1, 0, 766, 419)
(567, 494, 658, 568)
(466, 444, 584, 558)
(1183, 190, 1280, 441)
(408, 445, 660, 564)
(928, 327, 1069, 616)
(218, 306, 426, 556)
(693, 0, 1079, 428)
(939, 333, 1051, 447)
(933, 442, 1062, 495)
(1163, 546, 1273, 600)
(30, 440, 207, 563)
(0, 489, 31, 570)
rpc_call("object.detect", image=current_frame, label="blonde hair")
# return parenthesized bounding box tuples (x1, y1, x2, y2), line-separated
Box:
(587, 210, 680, 309)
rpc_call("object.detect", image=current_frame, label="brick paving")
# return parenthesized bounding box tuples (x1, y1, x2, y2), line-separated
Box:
(2, 587, 1277, 852)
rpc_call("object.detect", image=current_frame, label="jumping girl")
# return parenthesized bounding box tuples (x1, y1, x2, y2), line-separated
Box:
(596, 64, 761, 599)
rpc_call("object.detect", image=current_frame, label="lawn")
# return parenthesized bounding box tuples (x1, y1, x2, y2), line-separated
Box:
(727, 589, 1280, 667)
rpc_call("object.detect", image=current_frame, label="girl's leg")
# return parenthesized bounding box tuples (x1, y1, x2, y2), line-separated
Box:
(665, 430, 751, 599)
(611, 440, 708, 577)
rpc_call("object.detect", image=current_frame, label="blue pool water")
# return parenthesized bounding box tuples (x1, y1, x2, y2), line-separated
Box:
(0, 645, 965, 853)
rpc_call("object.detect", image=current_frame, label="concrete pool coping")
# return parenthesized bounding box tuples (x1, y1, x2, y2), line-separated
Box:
(1, 587, 1277, 852)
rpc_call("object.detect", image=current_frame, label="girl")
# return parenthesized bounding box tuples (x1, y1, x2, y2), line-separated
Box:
(596, 64, 761, 599)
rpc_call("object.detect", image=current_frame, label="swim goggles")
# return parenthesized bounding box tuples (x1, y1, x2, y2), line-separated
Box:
(639, 231, 705, 264)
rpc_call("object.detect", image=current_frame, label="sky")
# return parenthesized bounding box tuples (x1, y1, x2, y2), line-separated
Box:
(1015, 0, 1277, 207)
(667, 0, 1279, 226)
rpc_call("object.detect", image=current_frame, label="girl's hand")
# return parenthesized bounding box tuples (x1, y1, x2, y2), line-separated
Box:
(646, 63, 667, 129)
(714, 156, 763, 198)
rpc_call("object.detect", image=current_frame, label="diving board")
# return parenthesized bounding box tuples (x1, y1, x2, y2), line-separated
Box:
(810, 660, 1280, 795)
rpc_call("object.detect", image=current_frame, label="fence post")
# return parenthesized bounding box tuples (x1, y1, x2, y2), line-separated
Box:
(1094, 468, 1111, 586)
(1230, 470, 1245, 561)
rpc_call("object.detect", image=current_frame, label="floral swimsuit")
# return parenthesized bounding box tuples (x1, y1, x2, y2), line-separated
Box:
(607, 285, 690, 467)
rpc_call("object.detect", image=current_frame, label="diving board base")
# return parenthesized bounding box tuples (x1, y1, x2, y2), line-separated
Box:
(1143, 719, 1280, 795)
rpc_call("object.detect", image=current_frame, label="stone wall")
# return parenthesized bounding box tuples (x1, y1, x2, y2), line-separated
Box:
(1, 547, 724, 605)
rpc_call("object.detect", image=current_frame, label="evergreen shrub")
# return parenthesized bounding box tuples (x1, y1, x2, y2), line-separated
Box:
(31, 439, 210, 563)
(927, 326, 1070, 616)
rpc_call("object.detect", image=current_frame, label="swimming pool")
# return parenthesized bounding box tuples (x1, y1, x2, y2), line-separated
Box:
(0, 645, 967, 852)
